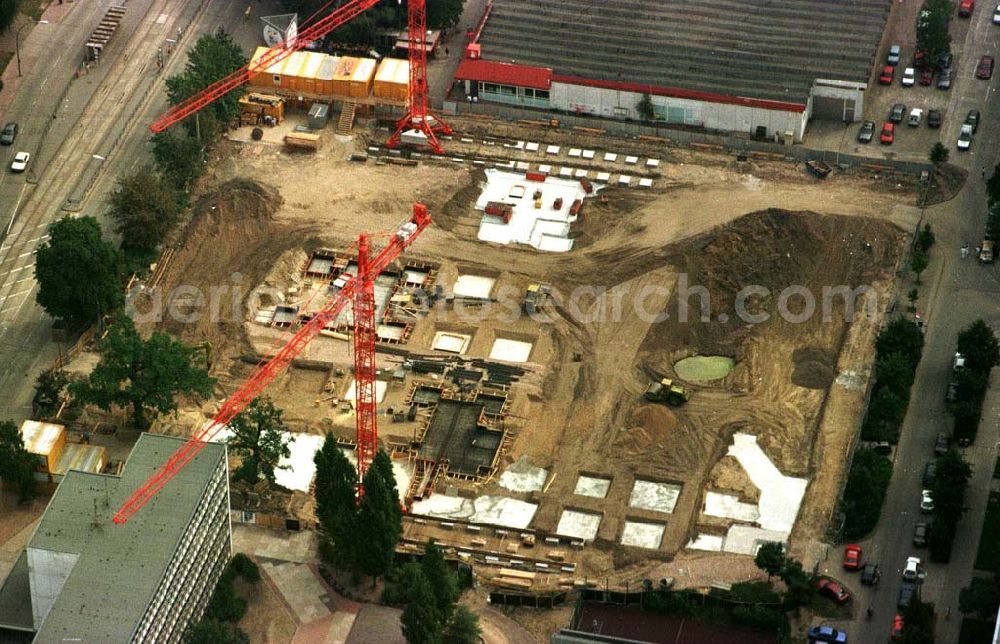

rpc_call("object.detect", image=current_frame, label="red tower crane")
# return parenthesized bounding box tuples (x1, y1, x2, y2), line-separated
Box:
(385, 0, 452, 154)
(112, 204, 432, 524)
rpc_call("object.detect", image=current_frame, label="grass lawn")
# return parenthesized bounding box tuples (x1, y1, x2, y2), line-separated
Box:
(974, 491, 1000, 572)
(0, 51, 12, 79)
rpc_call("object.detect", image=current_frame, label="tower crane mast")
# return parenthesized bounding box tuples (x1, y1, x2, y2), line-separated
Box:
(113, 204, 432, 524)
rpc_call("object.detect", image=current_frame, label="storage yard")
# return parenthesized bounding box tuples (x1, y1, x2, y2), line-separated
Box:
(140, 112, 919, 603)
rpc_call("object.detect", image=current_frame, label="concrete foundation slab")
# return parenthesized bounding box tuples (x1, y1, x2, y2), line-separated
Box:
(629, 480, 681, 513)
(410, 494, 537, 529)
(646, 158, 660, 167)
(582, 150, 595, 159)
(621, 521, 665, 549)
(453, 274, 496, 299)
(624, 156, 639, 164)
(556, 510, 602, 541)
(687, 534, 725, 552)
(344, 380, 388, 404)
(499, 457, 548, 492)
(705, 492, 759, 522)
(546, 145, 560, 155)
(432, 332, 471, 354)
(525, 142, 539, 152)
(574, 475, 611, 498)
(489, 338, 533, 363)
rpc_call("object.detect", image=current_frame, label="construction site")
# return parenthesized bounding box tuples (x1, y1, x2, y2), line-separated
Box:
(56, 0, 925, 638)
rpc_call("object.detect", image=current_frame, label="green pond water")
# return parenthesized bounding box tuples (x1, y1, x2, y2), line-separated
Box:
(673, 356, 736, 382)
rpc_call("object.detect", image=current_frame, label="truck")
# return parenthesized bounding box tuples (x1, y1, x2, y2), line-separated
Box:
(980, 240, 995, 263)
(523, 282, 552, 315)
(645, 378, 691, 406)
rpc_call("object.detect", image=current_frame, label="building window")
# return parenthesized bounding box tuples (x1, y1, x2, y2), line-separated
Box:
(481, 82, 499, 93)
(613, 106, 629, 118)
(535, 90, 549, 100)
(272, 75, 281, 86)
(500, 85, 516, 96)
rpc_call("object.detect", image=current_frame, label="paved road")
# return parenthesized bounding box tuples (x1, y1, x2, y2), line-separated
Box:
(840, 6, 1000, 642)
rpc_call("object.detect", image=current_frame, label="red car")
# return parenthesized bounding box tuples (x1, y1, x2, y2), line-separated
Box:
(816, 577, 852, 604)
(879, 65, 895, 85)
(890, 613, 904, 640)
(959, 0, 975, 16)
(919, 68, 934, 85)
(843, 544, 862, 570)
(880, 122, 895, 145)
(977, 55, 995, 79)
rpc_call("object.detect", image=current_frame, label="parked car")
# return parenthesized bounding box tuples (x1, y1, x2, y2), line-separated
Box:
(914, 50, 928, 69)
(960, 0, 975, 17)
(880, 65, 895, 85)
(898, 581, 919, 609)
(958, 124, 973, 150)
(921, 489, 935, 513)
(10, 151, 29, 173)
(954, 352, 967, 370)
(937, 67, 954, 89)
(919, 67, 935, 85)
(976, 55, 995, 79)
(902, 67, 916, 86)
(939, 51, 954, 70)
(858, 120, 875, 143)
(889, 103, 907, 122)
(872, 441, 892, 455)
(946, 381, 959, 402)
(980, 240, 995, 264)
(935, 433, 951, 456)
(888, 44, 902, 65)
(903, 556, 923, 582)
(816, 577, 852, 604)
(861, 563, 881, 586)
(0, 122, 17, 146)
(843, 544, 862, 570)
(891, 613, 905, 640)
(994, 3, 1000, 23)
(923, 460, 938, 485)
(966, 109, 981, 132)
(908, 108, 923, 126)
(880, 122, 895, 145)
(913, 522, 929, 547)
(808, 625, 848, 643)
(928, 109, 943, 128)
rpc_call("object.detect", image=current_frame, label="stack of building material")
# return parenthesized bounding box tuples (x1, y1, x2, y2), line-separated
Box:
(374, 58, 410, 101)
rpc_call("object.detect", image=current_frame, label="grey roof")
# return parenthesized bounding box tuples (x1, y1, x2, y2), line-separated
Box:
(29, 434, 226, 643)
(0, 552, 33, 632)
(477, 0, 890, 104)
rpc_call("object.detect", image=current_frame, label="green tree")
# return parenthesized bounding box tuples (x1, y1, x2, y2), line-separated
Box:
(916, 0, 952, 62)
(910, 249, 929, 283)
(876, 318, 924, 368)
(106, 166, 180, 267)
(152, 130, 206, 190)
(183, 618, 249, 644)
(32, 369, 68, 418)
(907, 288, 919, 311)
(899, 597, 935, 644)
(987, 164, 1000, 206)
(355, 449, 402, 582)
(777, 558, 813, 609)
(230, 553, 261, 583)
(165, 29, 248, 138)
(35, 216, 125, 329)
(917, 223, 936, 252)
(0, 1, 19, 33)
(444, 605, 482, 644)
(314, 434, 358, 568)
(422, 540, 459, 622)
(933, 449, 972, 524)
(754, 541, 785, 581)
(842, 449, 893, 539)
(862, 387, 907, 442)
(69, 317, 215, 429)
(929, 142, 949, 167)
(956, 319, 1000, 375)
(400, 567, 443, 644)
(426, 0, 466, 29)
(226, 397, 291, 484)
(960, 576, 1000, 620)
(637, 93, 656, 121)
(988, 202, 1000, 242)
(0, 420, 39, 502)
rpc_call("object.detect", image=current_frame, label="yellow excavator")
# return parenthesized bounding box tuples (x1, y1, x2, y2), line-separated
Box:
(644, 378, 690, 407)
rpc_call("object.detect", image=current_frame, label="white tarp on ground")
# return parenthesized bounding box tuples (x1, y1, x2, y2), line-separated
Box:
(556, 510, 601, 541)
(574, 475, 611, 498)
(705, 491, 760, 523)
(629, 480, 682, 513)
(344, 380, 388, 404)
(410, 494, 538, 529)
(687, 534, 725, 552)
(698, 433, 808, 555)
(475, 169, 599, 252)
(210, 430, 325, 493)
(489, 338, 533, 363)
(453, 274, 495, 299)
(620, 521, 665, 549)
(498, 456, 548, 492)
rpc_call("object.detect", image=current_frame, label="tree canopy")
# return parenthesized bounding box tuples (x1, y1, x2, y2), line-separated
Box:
(314, 434, 358, 567)
(754, 541, 785, 580)
(930, 449, 972, 562)
(899, 597, 935, 644)
(280, 0, 465, 46)
(106, 166, 180, 267)
(226, 396, 291, 484)
(356, 449, 403, 581)
(69, 317, 215, 429)
(0, 420, 38, 502)
(400, 567, 443, 644)
(957, 319, 1000, 375)
(444, 605, 483, 644)
(960, 576, 1000, 621)
(165, 29, 247, 138)
(916, 0, 952, 62)
(152, 130, 206, 190)
(876, 319, 924, 370)
(35, 216, 125, 329)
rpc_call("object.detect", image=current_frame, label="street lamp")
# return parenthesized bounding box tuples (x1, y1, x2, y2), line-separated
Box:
(16, 20, 49, 78)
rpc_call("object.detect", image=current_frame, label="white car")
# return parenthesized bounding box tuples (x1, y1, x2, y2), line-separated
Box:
(993, 3, 1000, 23)
(902, 67, 916, 86)
(957, 124, 973, 150)
(921, 489, 935, 513)
(903, 556, 923, 582)
(10, 151, 29, 173)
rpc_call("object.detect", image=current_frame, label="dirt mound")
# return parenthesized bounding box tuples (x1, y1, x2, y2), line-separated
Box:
(434, 170, 483, 232)
(615, 404, 681, 455)
(706, 455, 760, 504)
(791, 347, 836, 389)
